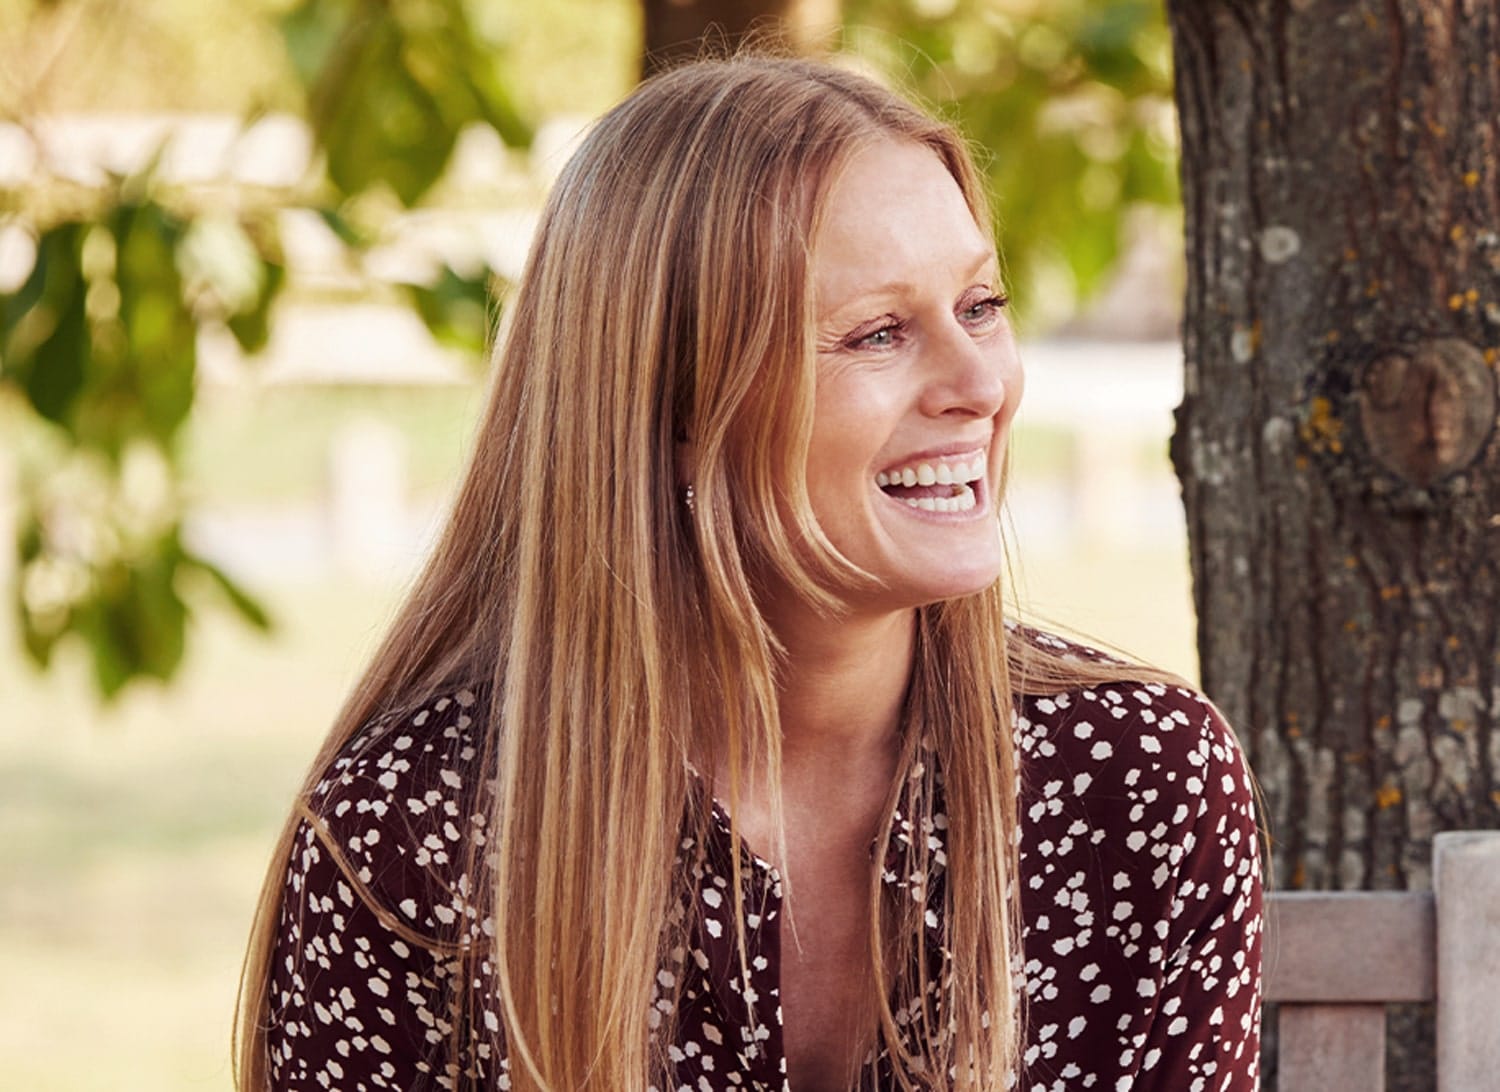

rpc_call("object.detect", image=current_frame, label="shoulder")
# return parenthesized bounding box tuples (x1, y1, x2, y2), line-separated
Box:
(1019, 681, 1245, 785)
(316, 686, 487, 792)
(304, 685, 493, 939)
(265, 687, 502, 1086)
(1012, 632, 1250, 821)
(1011, 632, 1259, 936)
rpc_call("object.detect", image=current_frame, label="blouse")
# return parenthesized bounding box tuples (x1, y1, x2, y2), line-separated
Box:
(262, 655, 1263, 1090)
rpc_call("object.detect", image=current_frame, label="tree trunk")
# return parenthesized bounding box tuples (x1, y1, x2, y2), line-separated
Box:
(640, 0, 834, 75)
(1166, 1, 1500, 1087)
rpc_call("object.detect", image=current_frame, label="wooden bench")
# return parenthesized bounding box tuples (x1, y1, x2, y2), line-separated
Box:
(1264, 831, 1500, 1090)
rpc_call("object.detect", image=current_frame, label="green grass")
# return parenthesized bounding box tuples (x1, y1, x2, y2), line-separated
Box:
(0, 577, 405, 1092)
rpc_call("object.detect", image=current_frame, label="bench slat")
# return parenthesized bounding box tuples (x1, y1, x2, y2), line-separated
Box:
(1264, 891, 1435, 1003)
(1278, 1003, 1387, 1092)
(1435, 833, 1500, 1092)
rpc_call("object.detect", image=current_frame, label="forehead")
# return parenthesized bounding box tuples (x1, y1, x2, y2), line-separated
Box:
(812, 139, 992, 309)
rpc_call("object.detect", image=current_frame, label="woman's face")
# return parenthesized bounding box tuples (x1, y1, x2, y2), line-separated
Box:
(801, 137, 1023, 615)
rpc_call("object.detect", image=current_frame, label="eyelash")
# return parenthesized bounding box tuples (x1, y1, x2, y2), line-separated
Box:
(845, 293, 1009, 351)
(850, 318, 907, 350)
(962, 294, 1009, 325)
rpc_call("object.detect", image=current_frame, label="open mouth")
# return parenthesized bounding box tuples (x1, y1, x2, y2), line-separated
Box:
(876, 455, 985, 513)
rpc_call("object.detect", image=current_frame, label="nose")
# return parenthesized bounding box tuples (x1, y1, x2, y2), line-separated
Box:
(918, 317, 1019, 420)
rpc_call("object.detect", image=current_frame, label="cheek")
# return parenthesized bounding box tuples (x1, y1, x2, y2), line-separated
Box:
(811, 372, 903, 448)
(807, 432, 874, 503)
(805, 382, 894, 510)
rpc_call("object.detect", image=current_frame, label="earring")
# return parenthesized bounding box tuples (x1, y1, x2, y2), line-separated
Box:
(684, 483, 696, 512)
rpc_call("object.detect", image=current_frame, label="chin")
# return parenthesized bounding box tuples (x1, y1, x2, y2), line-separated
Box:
(919, 574, 1002, 607)
(878, 559, 1006, 612)
(910, 538, 1006, 603)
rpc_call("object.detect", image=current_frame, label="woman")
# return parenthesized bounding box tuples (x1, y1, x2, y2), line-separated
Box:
(237, 55, 1262, 1091)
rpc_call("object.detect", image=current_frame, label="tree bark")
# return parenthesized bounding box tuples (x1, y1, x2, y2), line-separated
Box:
(1167, 1, 1500, 1087)
(640, 0, 834, 75)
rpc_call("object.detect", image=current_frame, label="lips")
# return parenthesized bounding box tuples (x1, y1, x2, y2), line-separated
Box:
(876, 451, 986, 513)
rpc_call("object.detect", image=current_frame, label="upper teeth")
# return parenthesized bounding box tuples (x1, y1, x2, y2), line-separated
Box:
(876, 458, 985, 488)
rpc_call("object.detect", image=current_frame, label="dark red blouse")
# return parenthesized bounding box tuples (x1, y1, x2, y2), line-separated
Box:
(263, 658, 1262, 1090)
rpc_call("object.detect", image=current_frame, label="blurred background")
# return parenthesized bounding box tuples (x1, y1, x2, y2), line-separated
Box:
(1, 1, 1195, 1087)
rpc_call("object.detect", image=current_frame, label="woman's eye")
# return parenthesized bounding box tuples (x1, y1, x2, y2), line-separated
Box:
(850, 321, 903, 350)
(961, 294, 1009, 325)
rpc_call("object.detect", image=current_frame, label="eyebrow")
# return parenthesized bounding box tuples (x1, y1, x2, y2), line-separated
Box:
(819, 247, 999, 316)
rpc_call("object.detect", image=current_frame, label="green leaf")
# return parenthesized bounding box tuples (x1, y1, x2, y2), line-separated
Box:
(112, 201, 197, 446)
(1, 223, 90, 427)
(225, 257, 283, 354)
(465, 65, 532, 150)
(315, 204, 368, 247)
(279, 0, 357, 89)
(180, 553, 274, 632)
(287, 0, 532, 206)
(0, 223, 48, 345)
(404, 262, 495, 357)
(320, 14, 457, 204)
(178, 211, 287, 355)
(81, 548, 191, 688)
(75, 595, 134, 699)
(129, 545, 190, 682)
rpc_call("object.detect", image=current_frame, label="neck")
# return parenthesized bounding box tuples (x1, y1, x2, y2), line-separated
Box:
(708, 602, 918, 796)
(710, 601, 918, 858)
(771, 605, 916, 766)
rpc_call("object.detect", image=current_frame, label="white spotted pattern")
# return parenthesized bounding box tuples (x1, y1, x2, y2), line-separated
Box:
(263, 641, 1262, 1090)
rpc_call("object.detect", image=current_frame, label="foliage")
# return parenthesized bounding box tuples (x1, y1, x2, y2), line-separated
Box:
(1, 0, 1179, 699)
(1, 175, 279, 695)
(841, 0, 1178, 322)
(282, 0, 530, 205)
(0, 0, 639, 121)
(0, 0, 528, 698)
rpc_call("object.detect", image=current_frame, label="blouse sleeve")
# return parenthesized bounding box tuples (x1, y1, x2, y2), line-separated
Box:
(1017, 682, 1264, 1092)
(260, 696, 504, 1091)
(1129, 696, 1263, 1089)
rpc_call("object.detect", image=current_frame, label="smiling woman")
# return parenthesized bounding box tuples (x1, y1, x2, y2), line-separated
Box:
(235, 54, 1262, 1092)
(795, 137, 1021, 617)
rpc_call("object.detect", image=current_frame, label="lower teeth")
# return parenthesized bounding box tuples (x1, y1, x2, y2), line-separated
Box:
(903, 485, 976, 513)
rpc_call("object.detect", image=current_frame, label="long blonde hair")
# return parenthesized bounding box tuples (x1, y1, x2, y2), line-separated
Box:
(236, 54, 1176, 1091)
